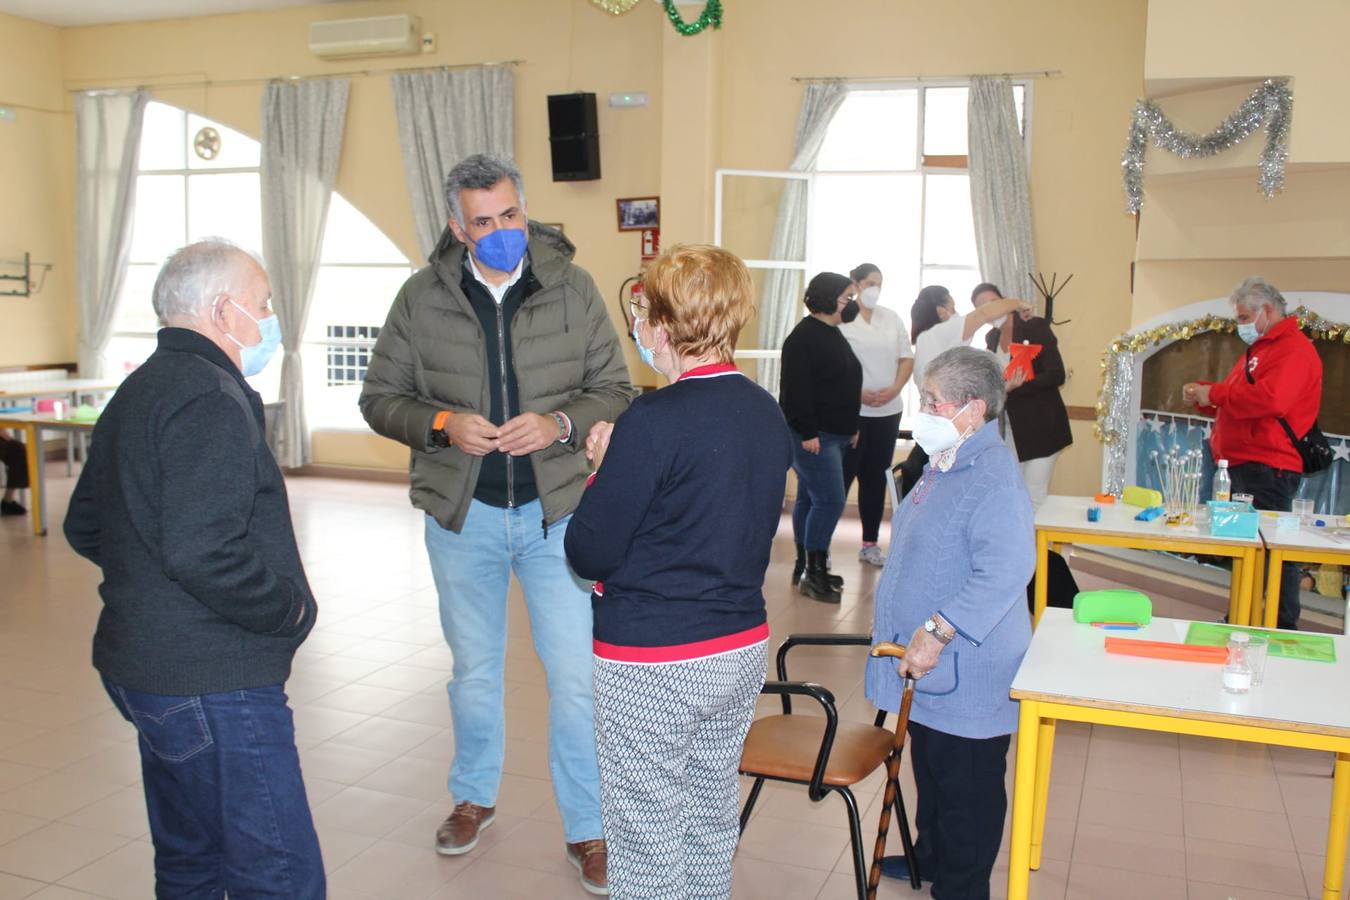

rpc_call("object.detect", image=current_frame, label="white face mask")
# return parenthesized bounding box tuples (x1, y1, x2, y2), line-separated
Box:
(911, 401, 972, 455)
(859, 285, 881, 310)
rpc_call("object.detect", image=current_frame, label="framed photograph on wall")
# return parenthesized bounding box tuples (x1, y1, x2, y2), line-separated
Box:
(616, 197, 660, 231)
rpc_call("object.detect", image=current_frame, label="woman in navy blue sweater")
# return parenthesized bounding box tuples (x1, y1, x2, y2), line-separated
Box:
(565, 245, 794, 900)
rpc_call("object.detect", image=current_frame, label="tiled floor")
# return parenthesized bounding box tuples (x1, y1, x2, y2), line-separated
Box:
(0, 474, 1340, 898)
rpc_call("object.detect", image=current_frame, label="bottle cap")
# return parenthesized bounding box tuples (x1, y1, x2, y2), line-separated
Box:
(1217, 459, 1228, 468)
(1231, 632, 1250, 643)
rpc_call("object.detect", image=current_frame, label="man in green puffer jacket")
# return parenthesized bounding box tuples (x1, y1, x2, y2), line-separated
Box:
(360, 154, 632, 895)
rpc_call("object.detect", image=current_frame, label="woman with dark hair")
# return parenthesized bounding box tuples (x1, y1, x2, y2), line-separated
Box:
(896, 286, 1030, 495)
(838, 263, 913, 567)
(972, 282, 1072, 511)
(779, 272, 862, 603)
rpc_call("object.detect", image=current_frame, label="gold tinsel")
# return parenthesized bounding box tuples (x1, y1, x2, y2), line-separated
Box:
(1096, 306, 1349, 493)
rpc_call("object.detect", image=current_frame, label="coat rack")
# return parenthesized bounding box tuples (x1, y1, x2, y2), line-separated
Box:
(0, 253, 53, 297)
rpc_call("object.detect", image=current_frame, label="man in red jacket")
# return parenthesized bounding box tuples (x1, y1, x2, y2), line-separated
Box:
(1183, 277, 1323, 629)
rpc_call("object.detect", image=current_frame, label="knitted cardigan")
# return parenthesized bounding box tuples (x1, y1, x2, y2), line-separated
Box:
(864, 420, 1035, 739)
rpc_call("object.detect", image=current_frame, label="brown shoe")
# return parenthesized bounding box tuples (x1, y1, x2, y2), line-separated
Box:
(566, 839, 609, 895)
(434, 801, 495, 855)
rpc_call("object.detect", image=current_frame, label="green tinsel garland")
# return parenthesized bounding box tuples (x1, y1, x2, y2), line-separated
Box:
(661, 0, 722, 35)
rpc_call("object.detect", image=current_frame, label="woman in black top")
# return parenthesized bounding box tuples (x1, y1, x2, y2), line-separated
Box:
(779, 272, 862, 603)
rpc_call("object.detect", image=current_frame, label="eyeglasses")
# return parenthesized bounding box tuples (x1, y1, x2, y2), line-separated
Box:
(919, 396, 962, 414)
(628, 298, 648, 322)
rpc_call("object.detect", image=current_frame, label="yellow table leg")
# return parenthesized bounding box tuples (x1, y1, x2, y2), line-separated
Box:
(1321, 752, 1350, 899)
(1248, 545, 1265, 629)
(1033, 531, 1049, 628)
(20, 423, 42, 537)
(1264, 548, 1284, 630)
(1228, 554, 1242, 625)
(1235, 549, 1255, 627)
(1007, 700, 1040, 900)
(1030, 717, 1057, 870)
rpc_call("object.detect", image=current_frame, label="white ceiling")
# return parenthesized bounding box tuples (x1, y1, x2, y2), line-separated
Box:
(0, 0, 359, 27)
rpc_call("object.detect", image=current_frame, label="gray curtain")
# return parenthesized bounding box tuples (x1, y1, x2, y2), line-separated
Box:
(261, 78, 350, 469)
(391, 66, 515, 259)
(968, 77, 1037, 307)
(755, 81, 847, 393)
(75, 90, 148, 378)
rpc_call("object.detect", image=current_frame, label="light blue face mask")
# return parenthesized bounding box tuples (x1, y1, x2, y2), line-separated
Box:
(225, 299, 282, 377)
(1236, 319, 1261, 345)
(632, 317, 659, 372)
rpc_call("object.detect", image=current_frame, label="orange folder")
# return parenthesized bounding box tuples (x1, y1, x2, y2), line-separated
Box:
(1005, 342, 1042, 382)
(1104, 637, 1227, 664)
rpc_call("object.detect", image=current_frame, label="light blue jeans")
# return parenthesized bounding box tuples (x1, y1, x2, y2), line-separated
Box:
(425, 498, 603, 843)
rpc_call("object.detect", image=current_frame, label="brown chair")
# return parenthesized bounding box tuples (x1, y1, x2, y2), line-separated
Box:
(738, 633, 920, 899)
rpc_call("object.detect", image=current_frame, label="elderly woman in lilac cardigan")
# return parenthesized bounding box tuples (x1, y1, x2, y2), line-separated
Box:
(865, 345, 1035, 900)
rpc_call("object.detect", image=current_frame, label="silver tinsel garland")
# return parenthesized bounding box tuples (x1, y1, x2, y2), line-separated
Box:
(1122, 78, 1293, 213)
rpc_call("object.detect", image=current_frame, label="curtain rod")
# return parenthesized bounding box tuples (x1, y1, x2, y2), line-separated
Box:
(66, 59, 523, 94)
(792, 69, 1061, 83)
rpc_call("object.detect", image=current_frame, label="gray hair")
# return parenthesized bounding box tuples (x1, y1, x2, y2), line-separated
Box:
(444, 153, 526, 227)
(152, 238, 264, 324)
(1230, 276, 1287, 315)
(923, 346, 1006, 422)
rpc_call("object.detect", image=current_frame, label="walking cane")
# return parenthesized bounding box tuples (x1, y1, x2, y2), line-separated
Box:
(866, 641, 919, 898)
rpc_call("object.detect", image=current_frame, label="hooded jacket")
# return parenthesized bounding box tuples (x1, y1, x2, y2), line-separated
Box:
(359, 222, 634, 532)
(1198, 315, 1323, 472)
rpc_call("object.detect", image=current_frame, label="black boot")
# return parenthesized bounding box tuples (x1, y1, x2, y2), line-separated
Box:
(823, 551, 844, 590)
(800, 550, 842, 604)
(792, 543, 806, 586)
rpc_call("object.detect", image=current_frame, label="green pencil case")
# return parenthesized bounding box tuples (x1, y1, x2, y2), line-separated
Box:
(1072, 589, 1152, 625)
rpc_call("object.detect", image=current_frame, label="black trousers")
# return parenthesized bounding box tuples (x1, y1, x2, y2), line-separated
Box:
(841, 413, 901, 543)
(909, 720, 1010, 900)
(1230, 461, 1303, 629)
(0, 435, 29, 490)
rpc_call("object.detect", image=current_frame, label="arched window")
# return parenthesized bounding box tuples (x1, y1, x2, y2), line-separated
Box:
(108, 100, 414, 430)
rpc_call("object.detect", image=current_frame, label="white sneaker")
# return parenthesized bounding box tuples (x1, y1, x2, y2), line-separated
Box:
(858, 545, 886, 567)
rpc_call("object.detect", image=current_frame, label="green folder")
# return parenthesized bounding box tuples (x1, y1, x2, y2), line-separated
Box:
(1185, 622, 1336, 663)
(1072, 589, 1152, 625)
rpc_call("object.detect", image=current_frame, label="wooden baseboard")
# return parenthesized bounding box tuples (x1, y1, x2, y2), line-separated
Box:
(287, 464, 409, 484)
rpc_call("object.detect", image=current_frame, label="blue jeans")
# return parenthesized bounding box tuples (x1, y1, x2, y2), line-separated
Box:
(425, 498, 603, 842)
(103, 679, 324, 899)
(791, 431, 851, 552)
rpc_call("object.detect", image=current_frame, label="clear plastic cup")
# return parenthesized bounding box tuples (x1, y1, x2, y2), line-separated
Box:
(1246, 636, 1269, 687)
(1293, 498, 1315, 521)
(1232, 492, 1254, 508)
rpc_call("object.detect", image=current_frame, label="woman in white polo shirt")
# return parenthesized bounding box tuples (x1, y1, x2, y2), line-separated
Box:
(839, 263, 913, 566)
(895, 285, 1031, 495)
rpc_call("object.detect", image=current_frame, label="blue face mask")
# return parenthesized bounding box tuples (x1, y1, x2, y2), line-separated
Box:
(225, 299, 282, 377)
(471, 227, 529, 273)
(1236, 319, 1261, 345)
(632, 318, 659, 372)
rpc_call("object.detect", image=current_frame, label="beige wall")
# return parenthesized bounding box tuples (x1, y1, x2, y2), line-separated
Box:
(11, 0, 1155, 492)
(0, 12, 75, 367)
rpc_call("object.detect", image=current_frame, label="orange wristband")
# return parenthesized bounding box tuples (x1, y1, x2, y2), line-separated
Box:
(432, 410, 454, 436)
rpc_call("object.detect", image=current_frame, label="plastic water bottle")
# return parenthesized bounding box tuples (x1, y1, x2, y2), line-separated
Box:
(1221, 632, 1252, 694)
(1212, 459, 1231, 502)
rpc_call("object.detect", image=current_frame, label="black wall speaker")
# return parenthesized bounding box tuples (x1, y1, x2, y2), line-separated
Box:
(547, 92, 601, 182)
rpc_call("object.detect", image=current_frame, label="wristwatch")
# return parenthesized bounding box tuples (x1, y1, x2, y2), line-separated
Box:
(923, 615, 955, 645)
(551, 411, 572, 444)
(428, 410, 453, 449)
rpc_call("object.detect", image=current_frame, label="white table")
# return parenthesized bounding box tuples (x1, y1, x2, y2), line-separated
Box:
(0, 379, 120, 474)
(1033, 494, 1264, 626)
(1008, 609, 1350, 900)
(0, 411, 98, 536)
(1258, 520, 1350, 631)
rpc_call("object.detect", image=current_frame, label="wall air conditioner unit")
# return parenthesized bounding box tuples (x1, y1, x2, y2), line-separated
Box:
(309, 14, 421, 60)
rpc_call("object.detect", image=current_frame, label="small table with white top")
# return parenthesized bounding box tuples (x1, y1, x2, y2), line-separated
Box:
(0, 410, 98, 537)
(1008, 608, 1350, 900)
(1257, 520, 1350, 631)
(1033, 494, 1264, 626)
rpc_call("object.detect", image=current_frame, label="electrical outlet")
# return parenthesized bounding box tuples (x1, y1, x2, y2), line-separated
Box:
(421, 32, 436, 53)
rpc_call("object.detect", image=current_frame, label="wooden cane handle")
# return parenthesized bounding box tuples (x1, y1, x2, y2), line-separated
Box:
(870, 641, 907, 660)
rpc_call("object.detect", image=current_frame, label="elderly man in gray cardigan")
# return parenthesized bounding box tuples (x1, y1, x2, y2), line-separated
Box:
(865, 345, 1035, 900)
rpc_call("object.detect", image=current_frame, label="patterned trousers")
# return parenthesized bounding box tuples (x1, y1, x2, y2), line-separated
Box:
(592, 641, 767, 900)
